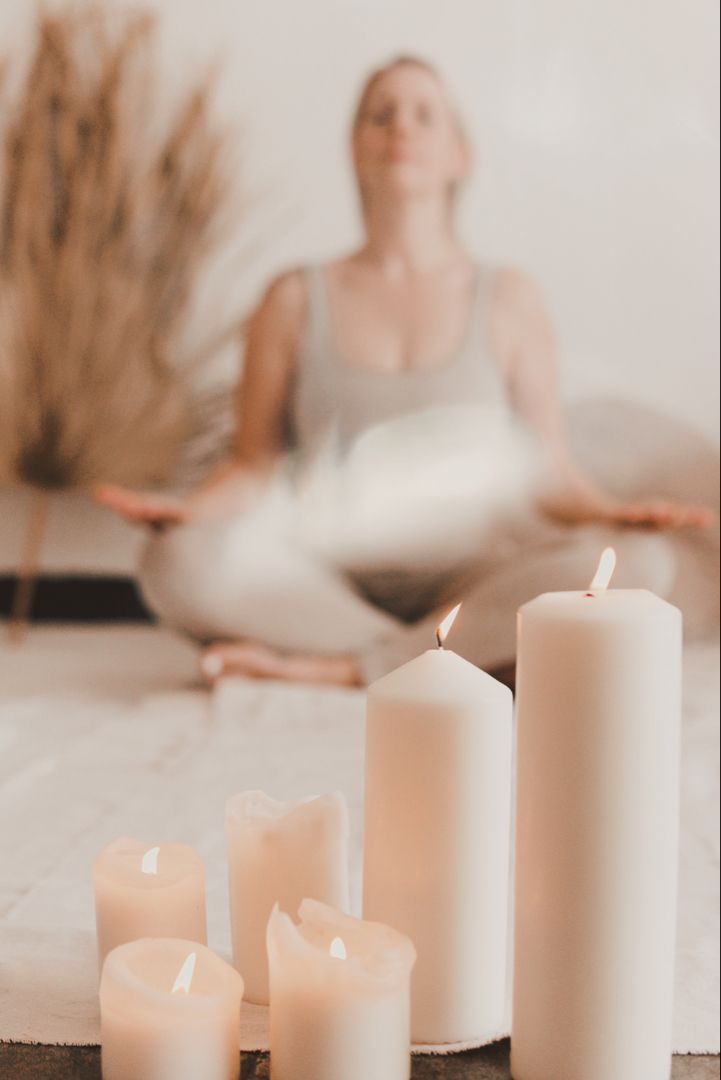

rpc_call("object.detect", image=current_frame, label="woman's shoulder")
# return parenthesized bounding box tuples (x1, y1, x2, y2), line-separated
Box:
(486, 264, 555, 373)
(260, 266, 309, 308)
(490, 264, 547, 311)
(250, 267, 311, 341)
(258, 260, 345, 312)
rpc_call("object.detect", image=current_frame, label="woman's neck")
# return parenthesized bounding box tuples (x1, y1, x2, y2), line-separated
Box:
(360, 194, 464, 278)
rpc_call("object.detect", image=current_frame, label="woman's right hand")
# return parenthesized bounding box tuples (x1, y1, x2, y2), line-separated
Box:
(98, 267, 300, 533)
(95, 461, 270, 531)
(94, 485, 190, 531)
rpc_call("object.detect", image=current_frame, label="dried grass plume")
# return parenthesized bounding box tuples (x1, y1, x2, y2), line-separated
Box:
(0, 5, 232, 491)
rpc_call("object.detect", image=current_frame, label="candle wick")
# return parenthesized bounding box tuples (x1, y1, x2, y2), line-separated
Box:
(435, 602, 462, 649)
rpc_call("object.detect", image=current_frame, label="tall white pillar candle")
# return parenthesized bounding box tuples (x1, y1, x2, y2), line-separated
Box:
(100, 938, 243, 1080)
(363, 606, 513, 1044)
(226, 790, 349, 1004)
(94, 838, 207, 967)
(267, 899, 416, 1080)
(511, 551, 682, 1080)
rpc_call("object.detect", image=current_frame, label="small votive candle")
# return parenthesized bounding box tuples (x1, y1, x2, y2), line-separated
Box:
(267, 899, 416, 1080)
(94, 838, 207, 967)
(100, 938, 244, 1080)
(226, 790, 349, 1004)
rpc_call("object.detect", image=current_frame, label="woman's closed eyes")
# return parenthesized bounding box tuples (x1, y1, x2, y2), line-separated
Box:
(367, 101, 437, 128)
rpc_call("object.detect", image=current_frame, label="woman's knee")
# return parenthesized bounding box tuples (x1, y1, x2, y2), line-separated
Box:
(136, 528, 224, 639)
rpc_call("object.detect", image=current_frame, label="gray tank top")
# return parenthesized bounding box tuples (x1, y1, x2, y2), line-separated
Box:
(289, 263, 511, 458)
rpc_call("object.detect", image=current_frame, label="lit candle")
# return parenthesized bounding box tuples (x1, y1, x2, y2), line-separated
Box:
(93, 838, 207, 967)
(100, 938, 243, 1080)
(226, 790, 350, 1004)
(512, 549, 682, 1080)
(363, 604, 513, 1043)
(267, 899, 416, 1080)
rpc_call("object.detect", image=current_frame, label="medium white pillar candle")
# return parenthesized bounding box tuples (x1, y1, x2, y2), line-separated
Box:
(511, 550, 682, 1080)
(100, 938, 244, 1080)
(267, 899, 416, 1080)
(226, 790, 349, 1004)
(363, 605, 513, 1044)
(94, 838, 207, 967)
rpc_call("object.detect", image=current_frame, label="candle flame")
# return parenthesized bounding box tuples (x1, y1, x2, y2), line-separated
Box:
(140, 846, 160, 875)
(436, 603, 462, 648)
(590, 547, 617, 591)
(171, 951, 197, 994)
(329, 936, 347, 960)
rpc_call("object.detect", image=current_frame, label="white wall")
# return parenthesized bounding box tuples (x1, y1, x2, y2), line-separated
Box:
(0, 0, 718, 572)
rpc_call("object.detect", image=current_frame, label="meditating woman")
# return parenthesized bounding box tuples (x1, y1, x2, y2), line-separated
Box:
(98, 56, 715, 685)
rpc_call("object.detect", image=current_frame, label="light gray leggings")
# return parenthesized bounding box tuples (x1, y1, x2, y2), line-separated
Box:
(358, 525, 678, 680)
(137, 505, 689, 681)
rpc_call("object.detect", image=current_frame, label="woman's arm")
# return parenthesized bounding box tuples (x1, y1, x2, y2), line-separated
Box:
(97, 270, 306, 527)
(492, 269, 715, 529)
(183, 269, 306, 519)
(232, 270, 306, 470)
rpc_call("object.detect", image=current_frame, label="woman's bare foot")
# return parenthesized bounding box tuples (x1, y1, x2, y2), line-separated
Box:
(200, 641, 363, 688)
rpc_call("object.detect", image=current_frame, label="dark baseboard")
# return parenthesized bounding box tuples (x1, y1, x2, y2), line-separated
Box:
(0, 575, 154, 622)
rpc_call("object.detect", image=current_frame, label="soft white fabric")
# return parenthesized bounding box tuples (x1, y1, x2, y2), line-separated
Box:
(137, 404, 537, 654)
(0, 626, 718, 1055)
(137, 481, 399, 655)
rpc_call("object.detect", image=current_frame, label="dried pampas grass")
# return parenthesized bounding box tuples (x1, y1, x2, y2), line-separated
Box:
(0, 4, 236, 492)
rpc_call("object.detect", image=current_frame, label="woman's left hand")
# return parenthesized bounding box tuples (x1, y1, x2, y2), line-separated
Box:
(542, 490, 717, 530)
(608, 498, 717, 531)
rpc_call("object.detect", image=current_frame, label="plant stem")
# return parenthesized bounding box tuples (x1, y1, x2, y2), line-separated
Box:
(8, 488, 50, 644)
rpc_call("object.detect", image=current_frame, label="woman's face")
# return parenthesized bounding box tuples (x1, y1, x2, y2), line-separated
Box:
(353, 64, 468, 206)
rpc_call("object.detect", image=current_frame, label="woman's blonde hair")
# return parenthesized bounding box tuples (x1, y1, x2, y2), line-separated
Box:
(351, 55, 470, 213)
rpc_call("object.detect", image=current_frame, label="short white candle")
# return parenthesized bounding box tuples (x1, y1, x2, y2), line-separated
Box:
(94, 838, 207, 967)
(100, 938, 243, 1080)
(363, 605, 513, 1043)
(226, 790, 349, 1005)
(267, 899, 416, 1080)
(511, 550, 683, 1080)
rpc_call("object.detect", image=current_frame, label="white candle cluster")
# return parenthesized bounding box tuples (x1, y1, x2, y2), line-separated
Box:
(91, 548, 681, 1080)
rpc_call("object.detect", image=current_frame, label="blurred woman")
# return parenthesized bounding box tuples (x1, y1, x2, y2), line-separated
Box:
(98, 57, 714, 685)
